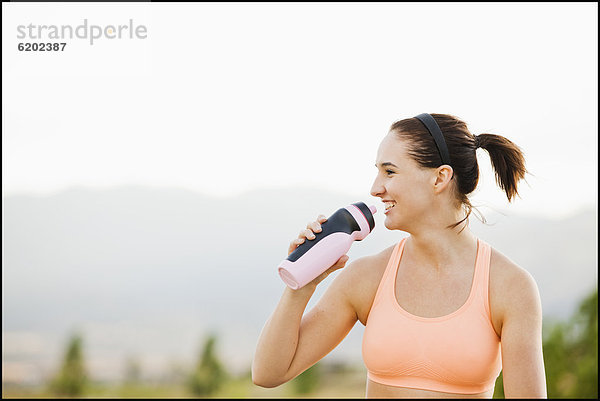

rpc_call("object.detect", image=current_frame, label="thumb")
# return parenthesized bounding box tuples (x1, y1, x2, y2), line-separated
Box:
(334, 254, 349, 267)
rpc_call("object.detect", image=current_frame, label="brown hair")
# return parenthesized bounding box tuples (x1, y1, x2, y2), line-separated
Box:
(389, 113, 528, 232)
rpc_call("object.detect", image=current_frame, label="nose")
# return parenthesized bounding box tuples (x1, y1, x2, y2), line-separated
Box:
(370, 176, 384, 198)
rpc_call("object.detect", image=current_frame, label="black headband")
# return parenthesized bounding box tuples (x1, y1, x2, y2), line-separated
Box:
(414, 113, 452, 167)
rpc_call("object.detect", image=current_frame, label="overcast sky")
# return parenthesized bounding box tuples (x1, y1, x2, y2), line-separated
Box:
(2, 3, 598, 219)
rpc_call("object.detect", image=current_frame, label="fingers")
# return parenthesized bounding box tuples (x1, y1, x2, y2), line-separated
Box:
(305, 222, 322, 238)
(332, 254, 349, 270)
(287, 214, 328, 256)
(301, 228, 316, 240)
(287, 229, 314, 255)
(300, 216, 327, 241)
(288, 237, 304, 255)
(338, 254, 350, 265)
(307, 214, 327, 232)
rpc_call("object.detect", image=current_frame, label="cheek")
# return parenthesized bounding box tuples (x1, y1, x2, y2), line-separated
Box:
(403, 177, 431, 200)
(387, 176, 431, 208)
(395, 187, 432, 212)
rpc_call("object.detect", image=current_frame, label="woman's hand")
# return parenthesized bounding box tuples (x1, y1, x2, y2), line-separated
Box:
(286, 214, 349, 289)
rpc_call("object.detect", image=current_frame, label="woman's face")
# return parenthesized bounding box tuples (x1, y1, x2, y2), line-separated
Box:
(370, 132, 437, 231)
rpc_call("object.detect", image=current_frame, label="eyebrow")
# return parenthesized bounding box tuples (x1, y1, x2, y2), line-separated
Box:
(375, 162, 398, 168)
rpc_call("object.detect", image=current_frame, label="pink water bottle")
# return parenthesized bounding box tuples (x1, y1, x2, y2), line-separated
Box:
(277, 202, 377, 290)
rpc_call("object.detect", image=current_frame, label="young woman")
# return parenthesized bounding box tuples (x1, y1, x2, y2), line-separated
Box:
(252, 113, 547, 398)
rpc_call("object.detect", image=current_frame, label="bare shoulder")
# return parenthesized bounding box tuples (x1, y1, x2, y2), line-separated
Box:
(335, 243, 397, 326)
(489, 246, 543, 336)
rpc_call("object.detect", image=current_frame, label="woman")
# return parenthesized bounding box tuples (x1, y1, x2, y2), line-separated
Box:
(252, 113, 547, 398)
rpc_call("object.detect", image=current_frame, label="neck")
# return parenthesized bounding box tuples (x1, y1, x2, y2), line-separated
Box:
(404, 225, 478, 272)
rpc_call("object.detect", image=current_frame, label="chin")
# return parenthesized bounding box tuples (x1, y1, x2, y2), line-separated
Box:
(383, 214, 410, 232)
(383, 216, 399, 230)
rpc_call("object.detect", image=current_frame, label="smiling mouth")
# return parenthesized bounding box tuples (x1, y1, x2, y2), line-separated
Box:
(383, 201, 396, 213)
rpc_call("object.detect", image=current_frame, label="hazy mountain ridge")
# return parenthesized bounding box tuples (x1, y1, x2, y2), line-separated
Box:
(2, 185, 597, 382)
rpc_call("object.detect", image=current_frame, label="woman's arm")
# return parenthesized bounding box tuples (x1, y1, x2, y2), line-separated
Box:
(500, 266, 547, 398)
(251, 256, 360, 387)
(252, 214, 362, 388)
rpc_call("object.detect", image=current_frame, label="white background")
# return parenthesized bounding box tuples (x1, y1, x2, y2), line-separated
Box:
(3, 3, 598, 218)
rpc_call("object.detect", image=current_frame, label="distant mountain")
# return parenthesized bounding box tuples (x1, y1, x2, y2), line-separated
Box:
(2, 186, 596, 383)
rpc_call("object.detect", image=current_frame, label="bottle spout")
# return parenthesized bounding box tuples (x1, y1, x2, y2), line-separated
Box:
(368, 205, 377, 215)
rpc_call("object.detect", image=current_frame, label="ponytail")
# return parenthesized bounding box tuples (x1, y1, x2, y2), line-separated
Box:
(389, 113, 529, 233)
(476, 133, 527, 202)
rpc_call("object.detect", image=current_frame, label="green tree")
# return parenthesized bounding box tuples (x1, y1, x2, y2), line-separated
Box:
(544, 288, 597, 398)
(492, 371, 504, 398)
(123, 355, 142, 385)
(188, 333, 228, 396)
(50, 332, 88, 397)
(569, 288, 598, 398)
(292, 363, 321, 395)
(494, 288, 598, 398)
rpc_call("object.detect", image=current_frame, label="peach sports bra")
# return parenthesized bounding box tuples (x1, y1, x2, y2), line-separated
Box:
(362, 237, 502, 394)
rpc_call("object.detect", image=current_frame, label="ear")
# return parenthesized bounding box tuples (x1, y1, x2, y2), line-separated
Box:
(433, 165, 454, 193)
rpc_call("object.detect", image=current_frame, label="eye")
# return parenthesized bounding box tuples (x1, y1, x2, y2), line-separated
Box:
(385, 169, 395, 175)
